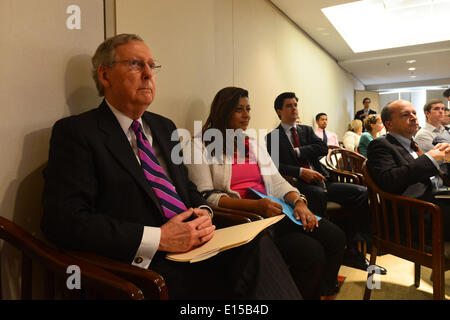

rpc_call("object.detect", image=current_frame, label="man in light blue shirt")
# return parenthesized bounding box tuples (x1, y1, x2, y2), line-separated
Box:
(415, 99, 448, 152)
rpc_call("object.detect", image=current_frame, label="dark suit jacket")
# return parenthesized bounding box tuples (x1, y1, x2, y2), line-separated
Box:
(366, 134, 440, 199)
(41, 100, 206, 263)
(266, 124, 329, 178)
(354, 109, 377, 121)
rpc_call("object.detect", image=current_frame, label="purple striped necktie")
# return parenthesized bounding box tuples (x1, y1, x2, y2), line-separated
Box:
(131, 120, 187, 218)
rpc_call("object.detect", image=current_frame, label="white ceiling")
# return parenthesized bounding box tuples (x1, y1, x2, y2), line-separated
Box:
(270, 0, 450, 90)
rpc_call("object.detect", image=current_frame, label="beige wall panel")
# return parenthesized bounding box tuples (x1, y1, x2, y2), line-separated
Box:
(116, 0, 360, 138)
(355, 90, 380, 114)
(0, 0, 104, 299)
(233, 0, 359, 137)
(116, 0, 233, 133)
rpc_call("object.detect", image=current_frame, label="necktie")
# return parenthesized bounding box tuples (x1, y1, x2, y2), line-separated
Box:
(323, 129, 328, 145)
(290, 127, 310, 168)
(410, 140, 424, 157)
(290, 127, 301, 148)
(131, 120, 187, 218)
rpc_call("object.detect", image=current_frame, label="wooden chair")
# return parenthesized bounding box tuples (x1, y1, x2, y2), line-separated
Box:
(326, 148, 367, 185)
(211, 206, 263, 221)
(1, 209, 251, 300)
(362, 161, 450, 300)
(0, 216, 144, 300)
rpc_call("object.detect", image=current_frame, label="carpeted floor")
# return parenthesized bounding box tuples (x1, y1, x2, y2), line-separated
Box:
(335, 254, 450, 300)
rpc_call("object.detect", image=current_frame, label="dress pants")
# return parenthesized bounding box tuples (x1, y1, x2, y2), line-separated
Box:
(271, 217, 346, 299)
(296, 180, 370, 239)
(149, 234, 302, 300)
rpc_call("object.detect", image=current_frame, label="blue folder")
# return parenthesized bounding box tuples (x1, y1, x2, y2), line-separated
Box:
(249, 188, 321, 226)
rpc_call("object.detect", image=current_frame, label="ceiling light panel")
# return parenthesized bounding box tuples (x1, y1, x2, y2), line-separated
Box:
(321, 0, 450, 53)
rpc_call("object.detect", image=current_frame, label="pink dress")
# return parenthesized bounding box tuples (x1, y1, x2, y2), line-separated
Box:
(229, 139, 267, 199)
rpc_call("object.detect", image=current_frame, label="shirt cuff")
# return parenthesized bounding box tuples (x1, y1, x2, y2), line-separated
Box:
(132, 226, 161, 269)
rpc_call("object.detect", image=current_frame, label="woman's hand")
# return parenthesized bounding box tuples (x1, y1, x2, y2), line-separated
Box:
(255, 198, 282, 217)
(293, 201, 319, 232)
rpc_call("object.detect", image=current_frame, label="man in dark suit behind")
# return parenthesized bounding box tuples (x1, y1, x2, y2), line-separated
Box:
(41, 34, 302, 300)
(366, 100, 450, 240)
(265, 92, 386, 274)
(355, 97, 377, 129)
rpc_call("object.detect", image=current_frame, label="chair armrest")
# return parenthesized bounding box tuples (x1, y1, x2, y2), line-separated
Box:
(328, 168, 361, 185)
(67, 251, 168, 300)
(212, 206, 264, 221)
(0, 216, 144, 300)
(213, 211, 252, 227)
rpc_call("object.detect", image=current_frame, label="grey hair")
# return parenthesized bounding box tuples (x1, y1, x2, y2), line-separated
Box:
(91, 33, 144, 96)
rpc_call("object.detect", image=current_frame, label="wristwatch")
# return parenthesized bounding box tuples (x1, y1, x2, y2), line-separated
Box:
(199, 205, 214, 219)
(293, 195, 308, 208)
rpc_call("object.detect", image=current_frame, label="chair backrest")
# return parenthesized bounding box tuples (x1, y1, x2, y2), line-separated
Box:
(362, 161, 445, 276)
(0, 216, 144, 300)
(326, 148, 367, 184)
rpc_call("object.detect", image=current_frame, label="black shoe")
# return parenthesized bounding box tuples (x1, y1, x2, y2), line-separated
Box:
(343, 253, 387, 275)
(367, 259, 387, 275)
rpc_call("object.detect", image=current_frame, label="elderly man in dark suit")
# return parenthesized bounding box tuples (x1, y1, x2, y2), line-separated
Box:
(41, 34, 302, 300)
(367, 100, 450, 239)
(266, 92, 386, 274)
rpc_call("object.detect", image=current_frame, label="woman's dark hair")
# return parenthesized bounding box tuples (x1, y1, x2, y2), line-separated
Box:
(202, 86, 249, 140)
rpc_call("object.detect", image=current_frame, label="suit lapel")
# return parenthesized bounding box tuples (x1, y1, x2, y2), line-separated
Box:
(296, 125, 306, 146)
(97, 102, 163, 212)
(386, 134, 416, 163)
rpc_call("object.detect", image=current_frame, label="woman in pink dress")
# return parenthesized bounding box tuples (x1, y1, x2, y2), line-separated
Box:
(187, 87, 346, 299)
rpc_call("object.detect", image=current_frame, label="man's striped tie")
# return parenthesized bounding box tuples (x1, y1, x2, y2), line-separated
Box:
(131, 120, 187, 218)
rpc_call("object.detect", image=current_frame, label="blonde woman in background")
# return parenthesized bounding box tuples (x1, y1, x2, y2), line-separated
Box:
(358, 115, 384, 157)
(343, 120, 363, 152)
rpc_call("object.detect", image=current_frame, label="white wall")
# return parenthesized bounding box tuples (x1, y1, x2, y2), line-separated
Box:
(115, 0, 361, 138)
(0, 0, 104, 299)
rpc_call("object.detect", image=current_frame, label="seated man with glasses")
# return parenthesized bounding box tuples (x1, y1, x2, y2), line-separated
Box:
(40, 33, 302, 300)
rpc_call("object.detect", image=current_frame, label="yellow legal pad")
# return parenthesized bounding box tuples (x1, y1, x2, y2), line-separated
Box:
(166, 215, 284, 263)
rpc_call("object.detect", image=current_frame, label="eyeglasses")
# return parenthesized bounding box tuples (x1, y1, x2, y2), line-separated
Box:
(112, 59, 161, 74)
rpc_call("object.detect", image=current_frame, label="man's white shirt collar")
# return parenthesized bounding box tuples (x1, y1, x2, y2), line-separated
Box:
(105, 99, 145, 135)
(281, 122, 296, 132)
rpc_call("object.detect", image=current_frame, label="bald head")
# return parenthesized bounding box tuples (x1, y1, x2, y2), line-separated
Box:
(381, 100, 419, 139)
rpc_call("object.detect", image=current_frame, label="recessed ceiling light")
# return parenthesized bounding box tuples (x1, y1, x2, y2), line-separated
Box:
(406, 59, 416, 64)
(408, 67, 416, 71)
(321, 1, 450, 53)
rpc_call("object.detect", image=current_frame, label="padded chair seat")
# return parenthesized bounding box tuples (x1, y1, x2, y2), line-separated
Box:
(327, 202, 343, 210)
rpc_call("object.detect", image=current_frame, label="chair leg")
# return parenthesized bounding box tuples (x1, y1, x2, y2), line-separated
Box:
(363, 246, 378, 300)
(414, 264, 420, 288)
(432, 268, 444, 300)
